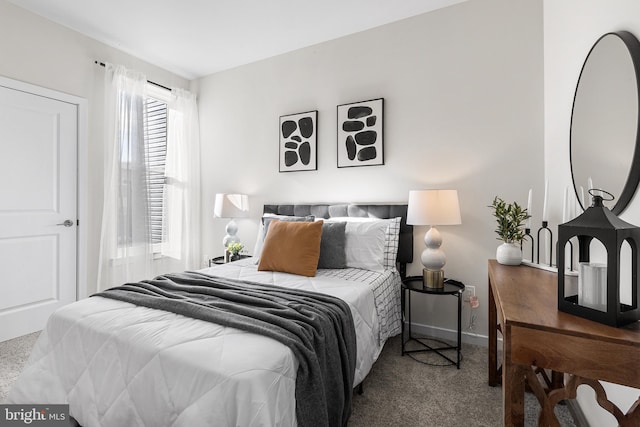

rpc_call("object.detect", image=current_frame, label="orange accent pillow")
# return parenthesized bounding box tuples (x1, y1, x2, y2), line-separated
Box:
(257, 219, 323, 277)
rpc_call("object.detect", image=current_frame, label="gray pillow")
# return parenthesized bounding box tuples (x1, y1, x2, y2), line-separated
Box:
(263, 215, 315, 238)
(317, 222, 347, 269)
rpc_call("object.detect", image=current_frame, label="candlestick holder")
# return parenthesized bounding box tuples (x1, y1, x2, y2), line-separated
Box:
(537, 221, 553, 266)
(521, 228, 534, 263)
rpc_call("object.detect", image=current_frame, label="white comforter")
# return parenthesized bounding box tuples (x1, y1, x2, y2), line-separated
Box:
(9, 260, 400, 427)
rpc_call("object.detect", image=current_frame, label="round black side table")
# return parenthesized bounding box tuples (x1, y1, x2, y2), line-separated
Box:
(209, 254, 252, 266)
(401, 275, 464, 368)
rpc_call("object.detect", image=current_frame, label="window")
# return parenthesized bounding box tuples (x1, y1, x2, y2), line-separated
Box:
(143, 86, 169, 249)
(99, 64, 201, 290)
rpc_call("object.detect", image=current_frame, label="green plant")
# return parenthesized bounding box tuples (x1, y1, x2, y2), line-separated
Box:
(488, 196, 531, 243)
(226, 242, 244, 256)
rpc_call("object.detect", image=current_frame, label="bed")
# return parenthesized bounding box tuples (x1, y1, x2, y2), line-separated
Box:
(8, 203, 413, 427)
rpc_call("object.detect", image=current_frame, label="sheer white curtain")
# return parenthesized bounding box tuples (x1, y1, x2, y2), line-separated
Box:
(97, 64, 153, 291)
(162, 88, 201, 269)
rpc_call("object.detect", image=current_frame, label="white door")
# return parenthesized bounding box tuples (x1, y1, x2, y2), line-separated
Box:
(0, 83, 78, 342)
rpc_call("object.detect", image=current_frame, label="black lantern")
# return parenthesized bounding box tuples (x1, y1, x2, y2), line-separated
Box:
(557, 190, 640, 327)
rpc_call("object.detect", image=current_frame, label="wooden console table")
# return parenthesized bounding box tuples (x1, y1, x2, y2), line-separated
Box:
(488, 260, 640, 426)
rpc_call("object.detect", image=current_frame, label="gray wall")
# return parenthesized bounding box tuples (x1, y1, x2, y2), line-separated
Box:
(195, 0, 544, 342)
(544, 0, 640, 423)
(0, 0, 189, 295)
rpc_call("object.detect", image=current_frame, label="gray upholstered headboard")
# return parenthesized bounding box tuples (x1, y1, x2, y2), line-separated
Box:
(263, 203, 413, 277)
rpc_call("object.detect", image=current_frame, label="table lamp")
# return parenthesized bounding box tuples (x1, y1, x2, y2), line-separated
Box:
(213, 193, 249, 249)
(407, 189, 461, 288)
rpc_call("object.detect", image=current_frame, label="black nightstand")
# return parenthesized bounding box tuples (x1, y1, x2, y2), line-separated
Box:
(401, 275, 464, 368)
(209, 254, 252, 266)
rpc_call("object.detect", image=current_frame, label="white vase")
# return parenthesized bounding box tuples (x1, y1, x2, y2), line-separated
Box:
(496, 242, 522, 265)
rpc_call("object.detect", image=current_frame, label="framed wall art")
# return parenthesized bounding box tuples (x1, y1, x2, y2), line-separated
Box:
(279, 110, 317, 172)
(337, 98, 384, 168)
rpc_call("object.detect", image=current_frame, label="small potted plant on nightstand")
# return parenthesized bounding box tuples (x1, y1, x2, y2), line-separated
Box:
(489, 196, 531, 265)
(225, 242, 244, 263)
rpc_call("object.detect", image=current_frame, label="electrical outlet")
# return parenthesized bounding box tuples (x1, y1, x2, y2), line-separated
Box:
(462, 285, 476, 302)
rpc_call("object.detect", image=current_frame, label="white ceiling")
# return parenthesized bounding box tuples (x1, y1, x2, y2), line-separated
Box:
(10, 0, 467, 80)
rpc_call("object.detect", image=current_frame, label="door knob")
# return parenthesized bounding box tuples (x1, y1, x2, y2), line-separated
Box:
(57, 220, 74, 227)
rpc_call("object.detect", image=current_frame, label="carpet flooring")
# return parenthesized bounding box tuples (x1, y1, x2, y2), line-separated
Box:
(0, 331, 39, 404)
(1, 332, 577, 426)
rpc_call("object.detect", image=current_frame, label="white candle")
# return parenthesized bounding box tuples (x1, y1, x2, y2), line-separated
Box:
(542, 180, 549, 222)
(562, 186, 568, 223)
(588, 177, 593, 193)
(580, 186, 585, 211)
(526, 189, 532, 229)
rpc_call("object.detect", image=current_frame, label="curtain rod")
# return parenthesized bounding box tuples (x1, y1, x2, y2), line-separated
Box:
(94, 61, 171, 92)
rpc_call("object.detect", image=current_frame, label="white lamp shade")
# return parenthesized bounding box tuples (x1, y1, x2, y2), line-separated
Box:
(407, 189, 461, 226)
(214, 193, 249, 218)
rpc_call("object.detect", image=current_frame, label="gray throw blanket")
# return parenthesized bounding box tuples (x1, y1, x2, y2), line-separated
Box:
(94, 272, 357, 427)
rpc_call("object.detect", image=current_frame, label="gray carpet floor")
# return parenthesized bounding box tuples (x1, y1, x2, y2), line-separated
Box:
(1, 332, 576, 426)
(0, 331, 40, 405)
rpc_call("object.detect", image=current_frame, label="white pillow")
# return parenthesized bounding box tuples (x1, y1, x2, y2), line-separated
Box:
(343, 220, 388, 271)
(327, 216, 401, 270)
(252, 220, 266, 260)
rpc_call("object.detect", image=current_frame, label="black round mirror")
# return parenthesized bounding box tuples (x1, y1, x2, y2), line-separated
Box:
(570, 31, 640, 214)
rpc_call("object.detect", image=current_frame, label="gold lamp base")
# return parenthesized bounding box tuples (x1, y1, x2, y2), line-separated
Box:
(423, 269, 444, 289)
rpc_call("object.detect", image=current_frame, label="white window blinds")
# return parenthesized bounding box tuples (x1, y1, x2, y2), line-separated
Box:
(143, 96, 168, 245)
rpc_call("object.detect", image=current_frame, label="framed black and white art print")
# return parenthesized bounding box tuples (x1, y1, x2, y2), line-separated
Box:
(337, 98, 384, 168)
(279, 110, 317, 172)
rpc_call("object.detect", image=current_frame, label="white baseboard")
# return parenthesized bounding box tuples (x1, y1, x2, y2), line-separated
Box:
(405, 321, 494, 348)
